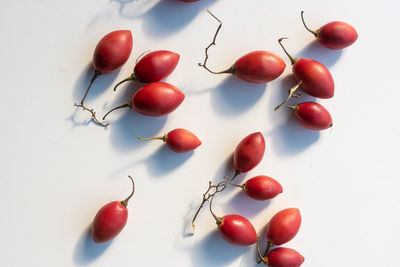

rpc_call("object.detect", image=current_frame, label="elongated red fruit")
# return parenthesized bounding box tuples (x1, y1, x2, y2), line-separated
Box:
(92, 176, 135, 243)
(267, 208, 301, 245)
(301, 11, 358, 50)
(113, 50, 180, 91)
(137, 128, 201, 153)
(266, 247, 305, 267)
(103, 82, 185, 121)
(244, 175, 282, 200)
(288, 102, 333, 130)
(233, 132, 265, 173)
(217, 214, 257, 246)
(93, 30, 133, 74)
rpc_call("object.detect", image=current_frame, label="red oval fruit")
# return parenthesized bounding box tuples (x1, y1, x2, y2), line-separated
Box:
(292, 58, 334, 99)
(93, 30, 133, 74)
(132, 82, 185, 116)
(294, 102, 333, 130)
(266, 208, 302, 245)
(91, 176, 135, 243)
(244, 175, 282, 201)
(166, 128, 201, 153)
(266, 247, 305, 267)
(218, 214, 257, 246)
(301, 11, 358, 50)
(233, 132, 265, 173)
(233, 51, 286, 83)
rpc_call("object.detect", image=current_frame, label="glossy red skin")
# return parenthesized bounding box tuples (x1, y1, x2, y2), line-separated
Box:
(317, 21, 358, 50)
(293, 58, 334, 99)
(267, 247, 305, 267)
(218, 215, 257, 246)
(93, 30, 133, 74)
(244, 175, 282, 201)
(166, 128, 202, 153)
(131, 82, 185, 116)
(234, 51, 286, 83)
(295, 102, 333, 130)
(134, 50, 180, 83)
(266, 208, 301, 245)
(92, 201, 128, 243)
(233, 132, 265, 173)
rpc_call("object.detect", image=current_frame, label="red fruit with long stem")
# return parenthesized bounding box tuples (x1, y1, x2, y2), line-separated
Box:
(103, 82, 185, 121)
(274, 38, 334, 110)
(137, 128, 201, 153)
(283, 102, 333, 130)
(92, 176, 135, 243)
(301, 11, 358, 50)
(75, 30, 133, 126)
(237, 175, 282, 201)
(233, 132, 265, 173)
(113, 50, 180, 91)
(210, 195, 257, 246)
(266, 208, 302, 246)
(257, 241, 304, 267)
(199, 10, 285, 83)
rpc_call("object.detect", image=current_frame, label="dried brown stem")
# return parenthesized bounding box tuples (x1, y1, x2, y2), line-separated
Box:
(121, 175, 135, 207)
(274, 81, 302, 111)
(301, 11, 319, 37)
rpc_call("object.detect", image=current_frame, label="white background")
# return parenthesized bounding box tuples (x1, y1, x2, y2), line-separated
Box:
(0, 0, 399, 266)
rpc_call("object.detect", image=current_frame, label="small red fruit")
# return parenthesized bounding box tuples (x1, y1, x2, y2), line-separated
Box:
(243, 175, 283, 201)
(266, 208, 302, 245)
(92, 176, 135, 243)
(283, 102, 333, 130)
(217, 214, 258, 246)
(233, 132, 266, 173)
(137, 128, 202, 153)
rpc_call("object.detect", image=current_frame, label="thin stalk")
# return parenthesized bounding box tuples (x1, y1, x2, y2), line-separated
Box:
(274, 81, 302, 111)
(137, 135, 167, 142)
(102, 101, 131, 120)
(113, 74, 136, 91)
(278, 38, 297, 65)
(121, 175, 135, 207)
(301, 11, 319, 37)
(256, 237, 271, 264)
(209, 194, 222, 225)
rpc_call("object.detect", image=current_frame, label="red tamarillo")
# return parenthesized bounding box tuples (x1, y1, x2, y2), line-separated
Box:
(274, 38, 334, 110)
(199, 10, 285, 83)
(266, 208, 302, 246)
(281, 102, 333, 130)
(137, 128, 201, 153)
(75, 30, 133, 126)
(301, 11, 358, 50)
(113, 50, 180, 91)
(232, 175, 282, 201)
(257, 243, 305, 267)
(92, 176, 135, 243)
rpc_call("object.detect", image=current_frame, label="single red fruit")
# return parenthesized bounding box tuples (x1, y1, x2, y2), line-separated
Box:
(217, 215, 258, 246)
(114, 50, 180, 91)
(103, 82, 185, 121)
(92, 176, 135, 243)
(75, 30, 133, 126)
(243, 175, 283, 201)
(233, 132, 265, 173)
(137, 128, 202, 153)
(266, 247, 305, 267)
(301, 11, 358, 50)
(266, 208, 302, 245)
(283, 102, 333, 130)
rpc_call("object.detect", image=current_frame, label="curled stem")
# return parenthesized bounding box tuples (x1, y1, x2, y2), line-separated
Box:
(74, 70, 109, 127)
(137, 135, 167, 142)
(257, 238, 273, 264)
(198, 9, 235, 75)
(278, 38, 297, 65)
(113, 74, 136, 91)
(120, 175, 135, 207)
(301, 11, 319, 37)
(191, 170, 240, 234)
(209, 194, 222, 225)
(274, 81, 302, 111)
(102, 101, 131, 121)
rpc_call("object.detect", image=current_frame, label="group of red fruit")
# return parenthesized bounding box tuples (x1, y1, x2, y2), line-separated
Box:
(192, 132, 304, 266)
(74, 30, 203, 153)
(200, 10, 358, 131)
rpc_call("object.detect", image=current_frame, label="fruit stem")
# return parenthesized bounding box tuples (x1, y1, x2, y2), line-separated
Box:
(198, 9, 236, 75)
(301, 11, 319, 37)
(121, 175, 135, 207)
(278, 38, 297, 65)
(229, 183, 245, 189)
(74, 70, 109, 127)
(137, 135, 167, 142)
(281, 104, 299, 111)
(209, 194, 223, 225)
(256, 237, 269, 264)
(102, 100, 132, 120)
(113, 74, 136, 91)
(274, 81, 302, 111)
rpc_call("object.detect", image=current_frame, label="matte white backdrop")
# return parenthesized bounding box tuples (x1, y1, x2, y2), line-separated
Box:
(0, 0, 399, 266)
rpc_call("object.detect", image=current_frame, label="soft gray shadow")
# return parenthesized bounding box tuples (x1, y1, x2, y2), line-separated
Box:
(209, 76, 267, 117)
(114, 0, 218, 39)
(144, 145, 194, 176)
(73, 225, 112, 265)
(225, 191, 271, 219)
(190, 229, 251, 267)
(298, 40, 343, 68)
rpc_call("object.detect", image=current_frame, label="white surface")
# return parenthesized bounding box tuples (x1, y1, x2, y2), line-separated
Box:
(0, 0, 399, 266)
